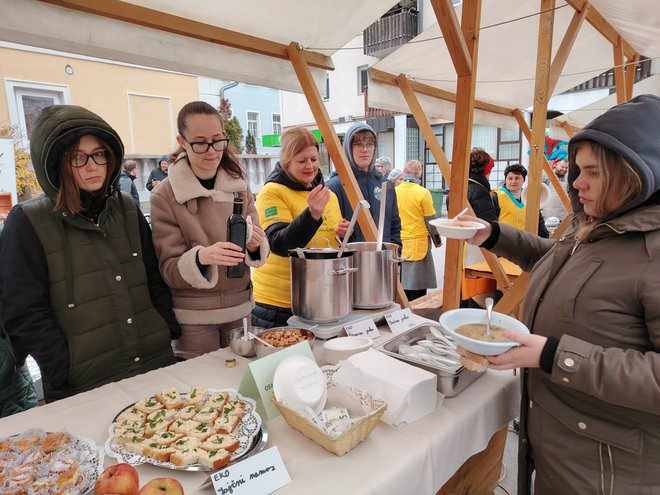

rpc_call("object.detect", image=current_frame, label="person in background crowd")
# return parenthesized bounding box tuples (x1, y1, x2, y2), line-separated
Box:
(119, 159, 140, 208)
(463, 94, 660, 495)
(150, 101, 268, 356)
(327, 122, 401, 246)
(147, 155, 169, 191)
(375, 156, 392, 177)
(494, 164, 550, 238)
(542, 157, 570, 226)
(395, 159, 441, 301)
(0, 105, 179, 402)
(467, 148, 498, 221)
(388, 168, 404, 187)
(252, 127, 349, 328)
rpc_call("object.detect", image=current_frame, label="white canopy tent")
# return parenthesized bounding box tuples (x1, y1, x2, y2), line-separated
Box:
(550, 73, 660, 140)
(1, 0, 394, 92)
(368, 0, 660, 127)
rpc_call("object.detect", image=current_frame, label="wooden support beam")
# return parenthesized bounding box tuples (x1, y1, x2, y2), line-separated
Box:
(513, 109, 572, 214)
(396, 75, 512, 291)
(560, 121, 580, 138)
(431, 0, 472, 77)
(525, 0, 555, 235)
(548, 5, 588, 95)
(564, 0, 638, 61)
(39, 0, 335, 70)
(370, 67, 514, 117)
(613, 37, 627, 104)
(287, 42, 410, 308)
(625, 55, 640, 101)
(443, 0, 482, 311)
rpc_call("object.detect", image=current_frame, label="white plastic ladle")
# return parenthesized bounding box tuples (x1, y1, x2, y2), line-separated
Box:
(242, 317, 249, 341)
(248, 331, 275, 348)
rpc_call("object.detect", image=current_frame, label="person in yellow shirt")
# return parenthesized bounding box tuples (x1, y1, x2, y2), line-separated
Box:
(252, 128, 349, 327)
(395, 160, 442, 301)
(494, 164, 550, 238)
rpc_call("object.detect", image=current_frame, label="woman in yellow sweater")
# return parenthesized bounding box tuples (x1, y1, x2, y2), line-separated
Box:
(395, 160, 442, 301)
(252, 128, 348, 327)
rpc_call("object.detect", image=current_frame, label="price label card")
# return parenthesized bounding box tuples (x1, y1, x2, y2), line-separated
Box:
(385, 308, 420, 334)
(344, 318, 380, 338)
(211, 446, 291, 495)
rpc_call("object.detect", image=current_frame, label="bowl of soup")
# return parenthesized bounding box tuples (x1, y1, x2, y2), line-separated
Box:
(439, 308, 529, 355)
(428, 218, 487, 240)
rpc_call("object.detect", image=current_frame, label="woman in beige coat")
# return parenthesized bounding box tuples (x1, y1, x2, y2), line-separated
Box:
(150, 101, 268, 356)
(465, 94, 660, 494)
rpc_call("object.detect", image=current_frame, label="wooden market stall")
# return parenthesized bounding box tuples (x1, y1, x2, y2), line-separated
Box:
(368, 0, 660, 313)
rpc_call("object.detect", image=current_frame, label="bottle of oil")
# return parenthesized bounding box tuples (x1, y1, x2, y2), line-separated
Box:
(227, 194, 246, 279)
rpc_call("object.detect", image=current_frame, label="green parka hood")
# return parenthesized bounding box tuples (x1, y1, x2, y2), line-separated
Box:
(29, 105, 124, 200)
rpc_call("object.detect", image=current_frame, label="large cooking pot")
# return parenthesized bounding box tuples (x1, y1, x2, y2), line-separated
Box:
(347, 242, 401, 309)
(290, 249, 357, 323)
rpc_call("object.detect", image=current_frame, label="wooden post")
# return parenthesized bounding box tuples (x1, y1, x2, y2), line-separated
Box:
(548, 5, 589, 96)
(613, 37, 627, 104)
(286, 42, 410, 307)
(525, 0, 555, 235)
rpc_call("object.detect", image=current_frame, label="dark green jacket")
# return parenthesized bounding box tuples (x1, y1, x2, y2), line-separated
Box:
(0, 325, 37, 418)
(0, 104, 176, 402)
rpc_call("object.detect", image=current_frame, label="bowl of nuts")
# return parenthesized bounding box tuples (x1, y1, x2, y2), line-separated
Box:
(254, 327, 315, 358)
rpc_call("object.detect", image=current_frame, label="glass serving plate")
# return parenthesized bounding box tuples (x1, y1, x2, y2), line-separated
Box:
(104, 388, 263, 472)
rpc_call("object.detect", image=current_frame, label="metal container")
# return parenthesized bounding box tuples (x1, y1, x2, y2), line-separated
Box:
(375, 324, 484, 397)
(347, 242, 399, 309)
(290, 252, 357, 323)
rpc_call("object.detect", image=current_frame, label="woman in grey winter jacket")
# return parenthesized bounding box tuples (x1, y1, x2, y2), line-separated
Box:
(464, 94, 660, 495)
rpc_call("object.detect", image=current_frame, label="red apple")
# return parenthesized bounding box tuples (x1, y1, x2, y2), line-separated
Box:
(94, 463, 140, 495)
(138, 478, 184, 495)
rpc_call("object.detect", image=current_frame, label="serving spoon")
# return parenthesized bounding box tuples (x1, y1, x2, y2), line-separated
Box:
(485, 297, 494, 338)
(248, 331, 275, 348)
(448, 207, 469, 225)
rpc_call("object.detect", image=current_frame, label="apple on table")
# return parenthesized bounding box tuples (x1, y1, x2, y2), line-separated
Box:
(94, 463, 140, 495)
(139, 478, 184, 495)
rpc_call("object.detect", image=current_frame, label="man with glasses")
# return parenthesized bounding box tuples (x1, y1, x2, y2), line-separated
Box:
(327, 122, 401, 246)
(375, 156, 392, 177)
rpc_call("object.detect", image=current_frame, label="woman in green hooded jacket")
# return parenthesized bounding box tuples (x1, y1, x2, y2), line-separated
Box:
(0, 105, 180, 402)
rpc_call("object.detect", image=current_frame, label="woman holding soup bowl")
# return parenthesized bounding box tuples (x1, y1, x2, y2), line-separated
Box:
(462, 95, 660, 495)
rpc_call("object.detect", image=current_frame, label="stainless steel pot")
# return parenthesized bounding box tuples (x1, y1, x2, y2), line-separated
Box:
(347, 242, 401, 309)
(290, 252, 357, 323)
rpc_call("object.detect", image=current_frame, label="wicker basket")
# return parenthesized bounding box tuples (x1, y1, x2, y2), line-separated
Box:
(271, 367, 387, 456)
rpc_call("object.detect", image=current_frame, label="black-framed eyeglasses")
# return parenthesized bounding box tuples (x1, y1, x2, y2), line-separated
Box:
(185, 138, 229, 154)
(69, 150, 109, 168)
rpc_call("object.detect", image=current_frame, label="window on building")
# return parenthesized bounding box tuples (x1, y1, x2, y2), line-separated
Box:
(323, 72, 330, 101)
(272, 113, 281, 134)
(247, 111, 260, 139)
(5, 80, 68, 147)
(358, 65, 369, 95)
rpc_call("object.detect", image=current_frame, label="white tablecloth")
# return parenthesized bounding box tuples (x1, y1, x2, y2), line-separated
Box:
(0, 324, 519, 494)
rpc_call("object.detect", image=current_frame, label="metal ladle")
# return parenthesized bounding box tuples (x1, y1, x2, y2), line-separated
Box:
(337, 200, 370, 257)
(485, 297, 494, 338)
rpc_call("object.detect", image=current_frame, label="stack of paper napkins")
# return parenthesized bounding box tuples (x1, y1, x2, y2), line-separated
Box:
(339, 349, 438, 426)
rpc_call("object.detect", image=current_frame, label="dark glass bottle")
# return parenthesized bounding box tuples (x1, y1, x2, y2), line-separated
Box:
(227, 195, 247, 279)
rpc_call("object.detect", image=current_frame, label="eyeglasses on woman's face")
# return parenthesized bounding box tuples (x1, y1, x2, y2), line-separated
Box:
(69, 150, 109, 168)
(184, 137, 229, 154)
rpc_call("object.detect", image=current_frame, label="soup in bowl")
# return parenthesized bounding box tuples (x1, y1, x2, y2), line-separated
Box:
(439, 308, 529, 355)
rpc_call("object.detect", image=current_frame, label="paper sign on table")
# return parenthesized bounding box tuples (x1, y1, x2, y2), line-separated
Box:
(210, 446, 291, 495)
(385, 308, 420, 334)
(344, 318, 380, 338)
(238, 340, 314, 420)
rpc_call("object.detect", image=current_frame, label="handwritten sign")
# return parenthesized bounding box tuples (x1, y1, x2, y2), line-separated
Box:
(211, 446, 291, 495)
(344, 318, 380, 338)
(238, 341, 314, 420)
(385, 308, 419, 334)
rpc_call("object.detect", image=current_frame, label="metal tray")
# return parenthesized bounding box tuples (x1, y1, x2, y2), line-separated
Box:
(375, 324, 484, 398)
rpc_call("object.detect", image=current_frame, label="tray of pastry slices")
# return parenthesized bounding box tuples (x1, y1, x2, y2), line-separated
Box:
(0, 428, 104, 494)
(105, 387, 263, 472)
